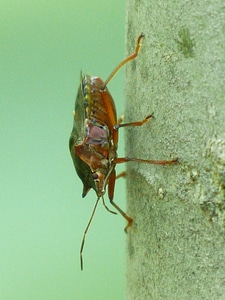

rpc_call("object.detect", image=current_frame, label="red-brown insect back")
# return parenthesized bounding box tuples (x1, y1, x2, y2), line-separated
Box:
(69, 34, 178, 270)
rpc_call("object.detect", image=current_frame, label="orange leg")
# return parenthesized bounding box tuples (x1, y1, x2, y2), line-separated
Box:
(116, 171, 126, 179)
(102, 196, 117, 215)
(102, 34, 144, 90)
(112, 157, 178, 231)
(114, 157, 178, 165)
(108, 169, 133, 232)
(114, 114, 154, 129)
(109, 199, 133, 233)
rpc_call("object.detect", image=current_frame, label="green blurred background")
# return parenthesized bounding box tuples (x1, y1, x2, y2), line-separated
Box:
(1, 1, 127, 299)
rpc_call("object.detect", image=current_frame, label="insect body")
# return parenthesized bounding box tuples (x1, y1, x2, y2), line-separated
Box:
(69, 34, 177, 269)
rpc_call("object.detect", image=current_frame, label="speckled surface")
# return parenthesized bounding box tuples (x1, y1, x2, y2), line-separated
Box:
(125, 0, 225, 299)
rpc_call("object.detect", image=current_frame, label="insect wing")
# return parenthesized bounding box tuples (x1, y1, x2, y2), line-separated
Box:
(69, 76, 96, 197)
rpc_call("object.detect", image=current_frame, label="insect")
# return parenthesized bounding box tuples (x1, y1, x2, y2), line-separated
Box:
(69, 34, 177, 270)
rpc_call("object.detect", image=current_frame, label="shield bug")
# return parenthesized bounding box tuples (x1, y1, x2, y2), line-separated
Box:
(69, 34, 177, 270)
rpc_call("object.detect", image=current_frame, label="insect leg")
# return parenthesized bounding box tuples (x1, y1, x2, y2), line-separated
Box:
(102, 195, 117, 215)
(108, 169, 133, 232)
(114, 114, 154, 129)
(114, 157, 178, 165)
(116, 171, 126, 179)
(110, 158, 177, 232)
(110, 199, 133, 233)
(102, 33, 144, 89)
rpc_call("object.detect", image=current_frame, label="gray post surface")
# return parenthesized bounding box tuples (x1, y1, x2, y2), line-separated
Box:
(125, 1, 225, 299)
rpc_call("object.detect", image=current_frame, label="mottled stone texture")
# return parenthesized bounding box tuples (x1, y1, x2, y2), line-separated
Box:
(125, 1, 225, 299)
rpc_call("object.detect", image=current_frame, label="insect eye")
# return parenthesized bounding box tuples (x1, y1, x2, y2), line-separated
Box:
(92, 173, 98, 180)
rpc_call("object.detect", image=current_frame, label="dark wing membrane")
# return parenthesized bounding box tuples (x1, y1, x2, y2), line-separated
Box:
(69, 78, 96, 197)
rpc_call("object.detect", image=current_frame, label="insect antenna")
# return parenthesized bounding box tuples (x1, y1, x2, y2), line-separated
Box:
(80, 197, 100, 270)
(101, 33, 144, 90)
